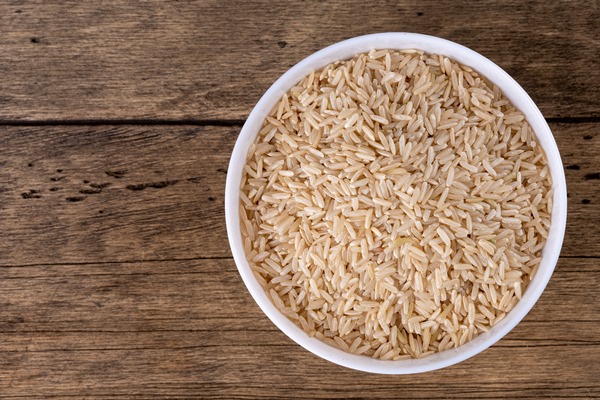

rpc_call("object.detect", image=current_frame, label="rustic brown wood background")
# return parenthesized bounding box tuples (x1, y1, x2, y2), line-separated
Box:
(0, 1, 599, 398)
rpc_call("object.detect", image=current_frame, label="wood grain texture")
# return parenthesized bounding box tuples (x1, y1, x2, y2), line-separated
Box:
(0, 259, 596, 333)
(1, 1, 599, 398)
(0, 0, 599, 121)
(0, 123, 598, 398)
(0, 125, 231, 264)
(0, 123, 598, 265)
(0, 258, 598, 398)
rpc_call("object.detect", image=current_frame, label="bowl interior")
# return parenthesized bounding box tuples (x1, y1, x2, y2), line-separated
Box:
(225, 33, 567, 374)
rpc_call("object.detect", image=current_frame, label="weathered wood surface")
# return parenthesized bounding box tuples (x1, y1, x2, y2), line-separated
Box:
(0, 123, 597, 265)
(0, 123, 598, 397)
(0, 258, 598, 398)
(0, 1, 599, 121)
(0, 0, 599, 398)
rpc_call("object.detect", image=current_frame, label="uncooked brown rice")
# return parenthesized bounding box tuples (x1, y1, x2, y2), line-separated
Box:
(240, 49, 552, 359)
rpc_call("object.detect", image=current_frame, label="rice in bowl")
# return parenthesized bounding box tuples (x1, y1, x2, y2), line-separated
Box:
(239, 49, 552, 360)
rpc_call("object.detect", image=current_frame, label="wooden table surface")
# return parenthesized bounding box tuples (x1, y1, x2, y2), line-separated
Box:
(1, 1, 599, 398)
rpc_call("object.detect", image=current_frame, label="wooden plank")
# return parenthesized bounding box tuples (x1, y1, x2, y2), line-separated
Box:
(0, 346, 597, 398)
(0, 257, 598, 398)
(0, 125, 232, 264)
(0, 258, 597, 332)
(0, 1, 598, 121)
(0, 345, 597, 398)
(0, 123, 598, 265)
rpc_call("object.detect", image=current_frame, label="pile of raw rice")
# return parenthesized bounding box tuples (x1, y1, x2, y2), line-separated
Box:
(240, 49, 552, 359)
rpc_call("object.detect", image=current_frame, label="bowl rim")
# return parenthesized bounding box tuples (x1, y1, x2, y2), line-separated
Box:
(225, 32, 567, 374)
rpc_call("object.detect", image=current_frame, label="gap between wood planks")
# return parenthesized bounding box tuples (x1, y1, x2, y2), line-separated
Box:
(0, 117, 599, 126)
(0, 256, 234, 269)
(0, 119, 247, 126)
(0, 343, 596, 354)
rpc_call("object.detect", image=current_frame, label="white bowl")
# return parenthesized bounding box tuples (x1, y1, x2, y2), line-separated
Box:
(225, 33, 567, 374)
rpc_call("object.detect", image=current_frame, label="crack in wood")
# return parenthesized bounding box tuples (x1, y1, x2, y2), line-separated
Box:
(105, 170, 128, 179)
(126, 180, 179, 191)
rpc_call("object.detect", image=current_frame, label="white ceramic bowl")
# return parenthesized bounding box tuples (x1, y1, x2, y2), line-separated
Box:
(225, 33, 567, 374)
